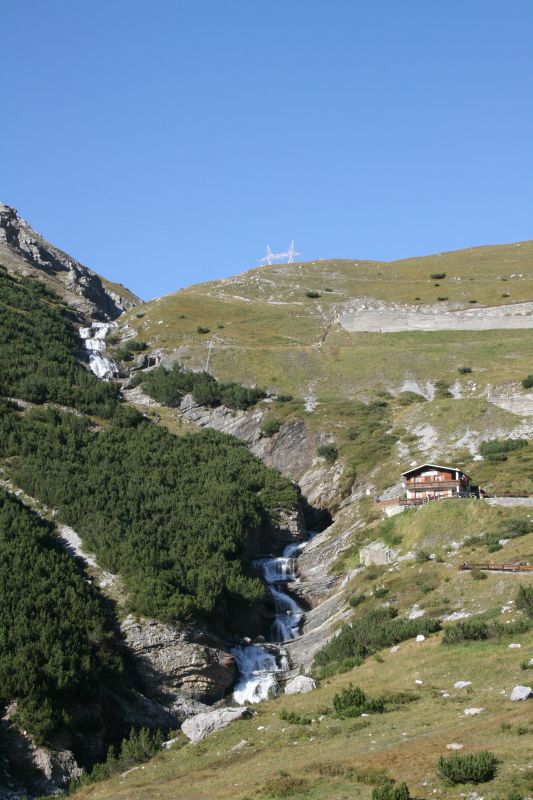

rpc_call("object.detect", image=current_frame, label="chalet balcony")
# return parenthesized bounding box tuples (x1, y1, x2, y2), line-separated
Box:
(406, 479, 466, 492)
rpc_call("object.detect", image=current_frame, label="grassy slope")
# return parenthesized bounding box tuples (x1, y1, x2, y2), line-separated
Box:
(73, 502, 533, 799)
(74, 631, 533, 800)
(121, 240, 533, 493)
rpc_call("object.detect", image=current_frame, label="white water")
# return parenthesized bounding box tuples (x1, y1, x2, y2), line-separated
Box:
(231, 540, 306, 704)
(79, 323, 118, 379)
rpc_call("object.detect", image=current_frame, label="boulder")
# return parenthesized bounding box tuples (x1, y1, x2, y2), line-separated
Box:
(508, 643, 522, 649)
(181, 707, 253, 743)
(284, 676, 317, 695)
(454, 681, 472, 689)
(415, 634, 426, 642)
(464, 707, 485, 716)
(510, 685, 532, 701)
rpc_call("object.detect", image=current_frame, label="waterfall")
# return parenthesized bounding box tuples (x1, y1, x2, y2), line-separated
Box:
(79, 323, 118, 379)
(231, 540, 307, 704)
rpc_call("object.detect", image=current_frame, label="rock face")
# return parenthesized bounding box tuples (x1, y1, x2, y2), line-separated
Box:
(0, 203, 139, 321)
(181, 707, 252, 743)
(121, 616, 236, 712)
(284, 675, 316, 695)
(177, 395, 340, 511)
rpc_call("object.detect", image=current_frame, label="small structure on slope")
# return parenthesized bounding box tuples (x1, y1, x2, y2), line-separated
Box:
(400, 463, 480, 506)
(360, 541, 398, 566)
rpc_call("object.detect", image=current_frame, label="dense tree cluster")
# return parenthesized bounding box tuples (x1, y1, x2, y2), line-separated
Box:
(0, 491, 122, 741)
(0, 267, 118, 414)
(134, 363, 265, 410)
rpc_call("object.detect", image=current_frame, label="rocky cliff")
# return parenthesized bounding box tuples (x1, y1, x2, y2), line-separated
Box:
(0, 203, 139, 321)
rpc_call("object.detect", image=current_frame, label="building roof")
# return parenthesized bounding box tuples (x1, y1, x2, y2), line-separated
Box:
(401, 463, 471, 480)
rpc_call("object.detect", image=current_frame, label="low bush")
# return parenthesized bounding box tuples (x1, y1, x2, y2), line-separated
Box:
(372, 783, 411, 800)
(415, 550, 431, 563)
(479, 439, 528, 457)
(261, 417, 282, 437)
(397, 391, 426, 406)
(437, 296, 448, 301)
(317, 443, 338, 463)
(332, 685, 385, 718)
(349, 593, 366, 608)
(443, 617, 530, 644)
(313, 608, 440, 677)
(430, 272, 446, 280)
(471, 568, 487, 581)
(261, 771, 310, 798)
(196, 326, 210, 334)
(305, 290, 320, 298)
(374, 586, 389, 599)
(435, 380, 452, 398)
(522, 374, 533, 389)
(437, 751, 498, 785)
(279, 709, 312, 725)
(516, 585, 533, 618)
(458, 366, 473, 374)
(72, 728, 166, 788)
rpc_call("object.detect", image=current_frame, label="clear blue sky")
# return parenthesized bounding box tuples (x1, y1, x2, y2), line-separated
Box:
(2, 1, 532, 299)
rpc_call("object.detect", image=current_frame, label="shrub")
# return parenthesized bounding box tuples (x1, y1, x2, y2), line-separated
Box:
(72, 728, 165, 788)
(276, 394, 293, 403)
(415, 550, 431, 563)
(458, 366, 472, 374)
(502, 292, 510, 298)
(468, 299, 478, 304)
(261, 417, 282, 437)
(317, 444, 338, 463)
(397, 391, 426, 406)
(437, 296, 448, 301)
(349, 593, 366, 608)
(442, 619, 490, 644)
(372, 783, 411, 800)
(196, 326, 210, 334)
(522, 374, 533, 389)
(313, 608, 440, 677)
(435, 381, 452, 398)
(437, 751, 498, 785)
(332, 685, 385, 718)
(279, 709, 311, 725)
(305, 290, 320, 298)
(516, 585, 533, 618)
(430, 273, 446, 280)
(374, 586, 389, 599)
(261, 772, 310, 798)
(479, 438, 528, 457)
(471, 568, 487, 581)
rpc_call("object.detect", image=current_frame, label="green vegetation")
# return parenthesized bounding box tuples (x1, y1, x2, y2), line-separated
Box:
(437, 751, 498, 785)
(0, 405, 298, 622)
(261, 417, 282, 437)
(458, 366, 472, 374)
(0, 490, 122, 742)
(196, 325, 210, 334)
(516, 585, 533, 618)
(305, 290, 320, 298)
(479, 438, 528, 462)
(430, 273, 446, 280)
(442, 618, 530, 645)
(521, 374, 533, 389)
(279, 709, 312, 725)
(372, 783, 411, 800)
(71, 727, 166, 789)
(397, 391, 425, 406)
(317, 443, 338, 463)
(0, 267, 118, 414)
(113, 340, 147, 362)
(313, 609, 440, 678)
(332, 685, 385, 717)
(133, 363, 265, 410)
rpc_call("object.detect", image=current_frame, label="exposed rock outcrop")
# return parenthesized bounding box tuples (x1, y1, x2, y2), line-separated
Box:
(284, 675, 316, 695)
(181, 707, 252, 743)
(121, 616, 236, 712)
(0, 203, 139, 321)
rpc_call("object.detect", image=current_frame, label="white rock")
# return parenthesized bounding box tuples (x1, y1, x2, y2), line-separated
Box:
(230, 739, 249, 751)
(390, 645, 400, 653)
(415, 680, 423, 685)
(181, 707, 252, 743)
(284, 675, 317, 695)
(454, 681, 472, 689)
(446, 743, 464, 750)
(528, 657, 533, 667)
(416, 634, 426, 642)
(464, 707, 485, 716)
(510, 685, 532, 701)
(509, 643, 522, 649)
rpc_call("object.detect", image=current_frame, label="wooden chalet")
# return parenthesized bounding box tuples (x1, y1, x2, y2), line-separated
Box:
(400, 463, 478, 506)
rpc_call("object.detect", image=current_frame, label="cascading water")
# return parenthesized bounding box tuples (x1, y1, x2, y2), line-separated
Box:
(79, 323, 118, 379)
(231, 540, 306, 704)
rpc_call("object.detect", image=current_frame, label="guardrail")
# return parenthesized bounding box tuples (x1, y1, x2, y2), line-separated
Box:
(460, 561, 533, 573)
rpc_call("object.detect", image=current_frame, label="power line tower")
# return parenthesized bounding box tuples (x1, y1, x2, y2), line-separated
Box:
(260, 241, 300, 266)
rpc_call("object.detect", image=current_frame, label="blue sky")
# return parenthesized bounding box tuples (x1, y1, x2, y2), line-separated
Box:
(2, 1, 532, 299)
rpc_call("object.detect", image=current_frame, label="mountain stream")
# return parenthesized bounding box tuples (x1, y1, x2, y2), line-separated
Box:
(80, 323, 119, 379)
(232, 541, 307, 704)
